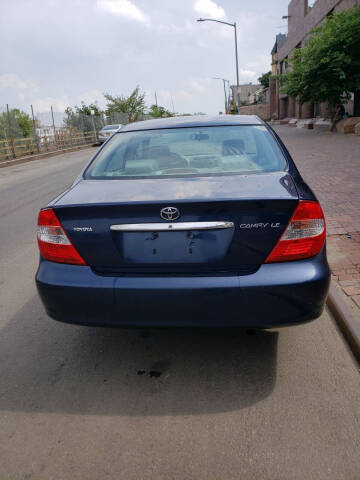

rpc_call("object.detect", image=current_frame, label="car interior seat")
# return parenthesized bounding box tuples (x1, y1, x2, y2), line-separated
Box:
(222, 139, 245, 156)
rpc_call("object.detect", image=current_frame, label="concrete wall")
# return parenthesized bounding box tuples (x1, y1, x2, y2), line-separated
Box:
(238, 104, 271, 121)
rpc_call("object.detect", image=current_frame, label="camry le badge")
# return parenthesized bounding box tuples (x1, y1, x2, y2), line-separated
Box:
(160, 207, 180, 221)
(239, 223, 281, 229)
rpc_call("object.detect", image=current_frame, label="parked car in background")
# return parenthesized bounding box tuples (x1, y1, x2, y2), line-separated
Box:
(98, 124, 123, 143)
(36, 115, 330, 328)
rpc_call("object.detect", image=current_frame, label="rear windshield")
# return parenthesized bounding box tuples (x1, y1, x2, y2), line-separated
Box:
(85, 125, 286, 179)
(102, 124, 120, 130)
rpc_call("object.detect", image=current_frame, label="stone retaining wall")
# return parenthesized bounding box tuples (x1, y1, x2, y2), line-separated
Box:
(238, 104, 270, 121)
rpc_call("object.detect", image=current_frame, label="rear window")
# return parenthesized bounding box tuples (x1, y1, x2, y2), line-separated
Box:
(86, 125, 286, 179)
(102, 125, 120, 131)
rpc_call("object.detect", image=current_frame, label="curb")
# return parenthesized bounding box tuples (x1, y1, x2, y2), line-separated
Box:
(327, 284, 360, 363)
(0, 144, 98, 169)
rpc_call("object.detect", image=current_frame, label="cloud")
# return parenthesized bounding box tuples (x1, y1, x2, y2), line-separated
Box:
(97, 0, 149, 24)
(245, 61, 259, 68)
(245, 54, 272, 72)
(0, 0, 286, 115)
(194, 0, 226, 19)
(188, 77, 212, 93)
(32, 96, 70, 112)
(76, 89, 106, 108)
(0, 73, 38, 92)
(153, 77, 213, 113)
(155, 20, 195, 35)
(239, 69, 258, 82)
(33, 90, 108, 113)
(0, 74, 69, 113)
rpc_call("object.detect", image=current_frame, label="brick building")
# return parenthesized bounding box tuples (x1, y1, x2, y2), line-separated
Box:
(270, 0, 360, 120)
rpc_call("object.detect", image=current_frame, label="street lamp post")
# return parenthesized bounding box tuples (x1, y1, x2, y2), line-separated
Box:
(212, 77, 230, 113)
(197, 18, 240, 111)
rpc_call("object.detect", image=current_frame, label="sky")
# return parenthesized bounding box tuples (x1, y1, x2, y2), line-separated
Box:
(0, 0, 290, 118)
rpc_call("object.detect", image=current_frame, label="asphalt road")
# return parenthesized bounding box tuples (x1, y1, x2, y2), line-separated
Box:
(0, 147, 360, 480)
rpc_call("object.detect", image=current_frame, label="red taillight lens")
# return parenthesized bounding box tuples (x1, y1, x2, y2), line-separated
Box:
(265, 201, 326, 263)
(37, 208, 87, 265)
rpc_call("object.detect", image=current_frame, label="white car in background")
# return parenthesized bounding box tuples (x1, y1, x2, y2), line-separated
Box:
(98, 124, 123, 143)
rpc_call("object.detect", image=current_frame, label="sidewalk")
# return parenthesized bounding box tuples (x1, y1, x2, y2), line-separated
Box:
(273, 126, 360, 314)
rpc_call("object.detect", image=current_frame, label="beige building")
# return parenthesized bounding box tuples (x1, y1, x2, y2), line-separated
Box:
(231, 84, 261, 107)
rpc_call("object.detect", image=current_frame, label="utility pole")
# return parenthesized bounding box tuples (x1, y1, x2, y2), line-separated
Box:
(31, 104, 40, 152)
(51, 105, 58, 148)
(225, 79, 231, 112)
(6, 104, 16, 159)
(155, 91, 158, 107)
(212, 77, 230, 114)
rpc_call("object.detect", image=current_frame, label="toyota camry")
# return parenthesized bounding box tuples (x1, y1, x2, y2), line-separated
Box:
(36, 115, 330, 327)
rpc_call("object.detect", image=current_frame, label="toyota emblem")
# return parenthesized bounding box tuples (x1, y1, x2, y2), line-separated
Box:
(160, 207, 180, 221)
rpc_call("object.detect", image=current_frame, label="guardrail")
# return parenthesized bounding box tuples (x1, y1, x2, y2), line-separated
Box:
(0, 131, 97, 162)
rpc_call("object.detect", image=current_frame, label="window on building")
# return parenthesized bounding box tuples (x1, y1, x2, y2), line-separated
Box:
(306, 0, 316, 15)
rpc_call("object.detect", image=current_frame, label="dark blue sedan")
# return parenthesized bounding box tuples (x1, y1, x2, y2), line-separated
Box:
(36, 115, 330, 327)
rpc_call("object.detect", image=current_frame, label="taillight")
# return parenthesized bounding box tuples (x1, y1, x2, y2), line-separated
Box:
(265, 200, 325, 263)
(37, 208, 87, 265)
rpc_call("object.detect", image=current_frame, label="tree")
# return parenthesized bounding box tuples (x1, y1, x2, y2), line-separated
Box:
(258, 71, 272, 89)
(104, 87, 146, 122)
(75, 101, 103, 117)
(63, 102, 104, 132)
(63, 106, 82, 131)
(0, 109, 33, 140)
(15, 109, 33, 137)
(279, 7, 360, 110)
(148, 104, 174, 118)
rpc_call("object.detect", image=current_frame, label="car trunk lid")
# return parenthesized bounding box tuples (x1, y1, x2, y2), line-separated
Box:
(53, 173, 298, 274)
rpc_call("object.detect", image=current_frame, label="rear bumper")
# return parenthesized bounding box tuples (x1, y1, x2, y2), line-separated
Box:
(36, 250, 330, 328)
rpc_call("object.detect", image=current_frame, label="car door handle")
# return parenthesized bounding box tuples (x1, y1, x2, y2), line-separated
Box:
(110, 221, 234, 232)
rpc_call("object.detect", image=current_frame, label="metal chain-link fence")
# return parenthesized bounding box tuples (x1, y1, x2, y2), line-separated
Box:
(0, 105, 151, 163)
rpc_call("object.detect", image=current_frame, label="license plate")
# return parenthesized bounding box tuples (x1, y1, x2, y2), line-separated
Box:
(121, 230, 231, 264)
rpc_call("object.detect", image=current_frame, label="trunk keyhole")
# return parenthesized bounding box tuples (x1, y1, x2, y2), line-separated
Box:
(188, 240, 195, 255)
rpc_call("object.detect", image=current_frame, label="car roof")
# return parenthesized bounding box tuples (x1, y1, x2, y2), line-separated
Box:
(121, 115, 264, 132)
